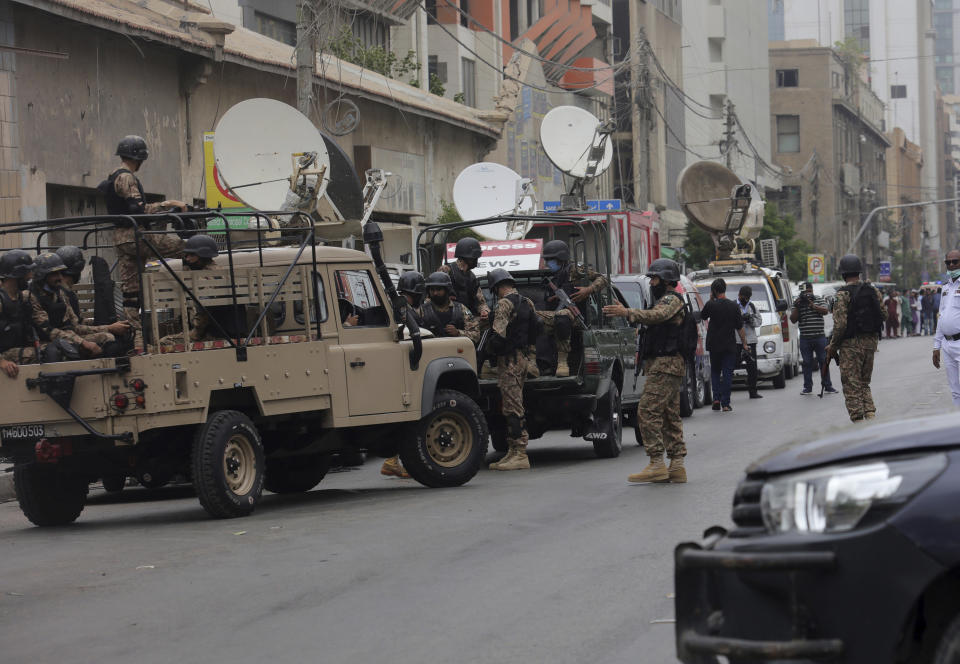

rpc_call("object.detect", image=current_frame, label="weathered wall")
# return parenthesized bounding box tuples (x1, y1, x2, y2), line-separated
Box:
(0, 0, 19, 247)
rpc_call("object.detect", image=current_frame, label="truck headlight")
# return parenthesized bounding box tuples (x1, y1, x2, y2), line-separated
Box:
(760, 454, 947, 534)
(763, 341, 777, 354)
(758, 324, 781, 337)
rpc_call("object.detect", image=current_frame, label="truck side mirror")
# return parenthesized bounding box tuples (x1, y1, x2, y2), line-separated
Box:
(692, 311, 702, 323)
(775, 299, 789, 312)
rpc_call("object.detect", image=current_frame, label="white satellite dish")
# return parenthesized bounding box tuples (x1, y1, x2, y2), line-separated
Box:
(540, 105, 613, 178)
(213, 98, 331, 212)
(453, 162, 533, 240)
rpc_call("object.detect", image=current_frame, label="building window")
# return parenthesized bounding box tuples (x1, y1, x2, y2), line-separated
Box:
(776, 69, 799, 87)
(832, 71, 842, 89)
(428, 55, 447, 83)
(891, 84, 907, 99)
(844, 0, 870, 55)
(460, 0, 470, 27)
(776, 115, 800, 153)
(254, 11, 296, 46)
(708, 37, 723, 63)
(425, 0, 437, 24)
(350, 12, 389, 50)
(461, 57, 476, 107)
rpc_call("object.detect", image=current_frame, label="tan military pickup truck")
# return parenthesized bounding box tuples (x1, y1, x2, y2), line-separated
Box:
(0, 217, 488, 526)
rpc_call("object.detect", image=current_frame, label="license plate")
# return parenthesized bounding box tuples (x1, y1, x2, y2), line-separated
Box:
(1, 424, 46, 443)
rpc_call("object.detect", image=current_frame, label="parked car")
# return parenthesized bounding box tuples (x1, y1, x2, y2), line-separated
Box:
(612, 273, 711, 419)
(812, 280, 844, 338)
(674, 412, 960, 663)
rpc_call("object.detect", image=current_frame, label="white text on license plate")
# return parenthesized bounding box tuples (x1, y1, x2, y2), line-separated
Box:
(1, 425, 46, 442)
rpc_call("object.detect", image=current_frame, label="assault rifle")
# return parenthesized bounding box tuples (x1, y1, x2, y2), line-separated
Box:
(543, 276, 589, 330)
(474, 297, 498, 372)
(818, 347, 839, 399)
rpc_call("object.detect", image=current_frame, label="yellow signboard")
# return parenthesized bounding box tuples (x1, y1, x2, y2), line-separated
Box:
(807, 253, 825, 283)
(203, 131, 245, 210)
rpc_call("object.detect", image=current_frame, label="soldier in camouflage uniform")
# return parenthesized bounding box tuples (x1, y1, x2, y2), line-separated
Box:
(440, 237, 490, 320)
(826, 254, 886, 422)
(103, 136, 189, 349)
(603, 258, 687, 483)
(158, 235, 222, 350)
(539, 239, 608, 377)
(29, 253, 129, 358)
(417, 271, 482, 344)
(486, 268, 538, 471)
(0, 250, 39, 378)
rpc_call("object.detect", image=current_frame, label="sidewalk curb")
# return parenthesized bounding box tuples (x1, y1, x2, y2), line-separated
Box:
(0, 472, 14, 502)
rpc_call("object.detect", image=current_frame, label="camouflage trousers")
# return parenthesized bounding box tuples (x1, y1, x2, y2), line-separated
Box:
(637, 370, 685, 459)
(1, 346, 39, 364)
(837, 337, 877, 421)
(497, 351, 529, 448)
(537, 308, 575, 354)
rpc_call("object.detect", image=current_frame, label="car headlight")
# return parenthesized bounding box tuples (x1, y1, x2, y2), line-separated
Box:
(763, 341, 777, 354)
(758, 324, 781, 336)
(760, 454, 947, 534)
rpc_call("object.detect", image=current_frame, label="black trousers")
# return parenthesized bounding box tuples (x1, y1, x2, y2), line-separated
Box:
(740, 342, 759, 394)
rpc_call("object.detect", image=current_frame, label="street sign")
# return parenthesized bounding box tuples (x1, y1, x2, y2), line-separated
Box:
(542, 199, 622, 212)
(807, 253, 825, 283)
(878, 261, 892, 282)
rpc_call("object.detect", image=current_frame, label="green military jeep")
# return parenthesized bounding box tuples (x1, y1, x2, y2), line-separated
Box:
(417, 215, 641, 459)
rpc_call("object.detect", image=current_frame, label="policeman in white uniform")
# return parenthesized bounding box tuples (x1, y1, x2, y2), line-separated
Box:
(933, 250, 960, 406)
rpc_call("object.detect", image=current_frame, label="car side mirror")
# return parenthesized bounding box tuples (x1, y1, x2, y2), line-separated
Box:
(775, 299, 789, 312)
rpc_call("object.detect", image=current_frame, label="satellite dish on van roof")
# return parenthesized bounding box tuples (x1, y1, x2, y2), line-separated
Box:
(676, 160, 742, 233)
(540, 106, 613, 178)
(214, 98, 331, 212)
(453, 162, 533, 240)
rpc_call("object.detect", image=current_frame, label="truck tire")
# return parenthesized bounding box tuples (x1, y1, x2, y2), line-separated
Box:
(192, 410, 265, 519)
(265, 455, 330, 494)
(592, 383, 623, 458)
(772, 366, 786, 389)
(14, 464, 88, 526)
(693, 365, 706, 409)
(400, 389, 488, 488)
(102, 474, 126, 493)
(679, 367, 695, 418)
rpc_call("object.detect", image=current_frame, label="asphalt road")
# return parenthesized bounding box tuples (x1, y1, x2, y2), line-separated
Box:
(0, 335, 953, 664)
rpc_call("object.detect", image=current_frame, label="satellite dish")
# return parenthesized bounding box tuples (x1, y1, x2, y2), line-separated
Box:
(453, 162, 533, 240)
(540, 106, 613, 178)
(213, 98, 331, 212)
(320, 131, 363, 220)
(676, 161, 743, 233)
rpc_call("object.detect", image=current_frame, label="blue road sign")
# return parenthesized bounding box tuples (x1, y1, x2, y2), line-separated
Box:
(542, 199, 622, 213)
(879, 261, 891, 276)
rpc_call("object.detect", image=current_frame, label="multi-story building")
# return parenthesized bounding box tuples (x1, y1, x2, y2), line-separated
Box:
(769, 41, 889, 277)
(934, 0, 959, 95)
(886, 128, 926, 284)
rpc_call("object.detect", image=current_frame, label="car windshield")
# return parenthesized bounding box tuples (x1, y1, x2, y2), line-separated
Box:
(695, 280, 773, 312)
(615, 281, 646, 309)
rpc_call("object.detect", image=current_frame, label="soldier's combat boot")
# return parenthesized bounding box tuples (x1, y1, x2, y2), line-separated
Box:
(526, 350, 540, 378)
(489, 448, 514, 470)
(493, 443, 530, 471)
(555, 351, 570, 377)
(627, 457, 669, 483)
(667, 457, 687, 483)
(380, 456, 410, 478)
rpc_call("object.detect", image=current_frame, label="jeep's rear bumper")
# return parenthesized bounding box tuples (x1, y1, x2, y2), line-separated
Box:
(674, 525, 944, 663)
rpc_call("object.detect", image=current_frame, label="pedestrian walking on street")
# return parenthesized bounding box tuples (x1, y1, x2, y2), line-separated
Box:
(922, 288, 936, 335)
(900, 289, 912, 337)
(603, 258, 687, 483)
(700, 278, 748, 412)
(791, 282, 836, 395)
(486, 268, 538, 471)
(932, 250, 960, 406)
(736, 285, 763, 399)
(910, 289, 920, 336)
(826, 254, 886, 422)
(884, 290, 900, 338)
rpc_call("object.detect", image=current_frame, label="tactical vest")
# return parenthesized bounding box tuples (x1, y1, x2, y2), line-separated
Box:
(497, 293, 537, 355)
(841, 282, 884, 339)
(64, 287, 80, 319)
(448, 263, 481, 315)
(640, 294, 684, 358)
(100, 168, 146, 216)
(544, 263, 578, 309)
(30, 283, 70, 341)
(420, 300, 465, 337)
(0, 289, 32, 352)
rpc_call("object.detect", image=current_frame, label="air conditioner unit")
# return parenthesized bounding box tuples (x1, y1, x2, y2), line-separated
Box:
(759, 238, 779, 268)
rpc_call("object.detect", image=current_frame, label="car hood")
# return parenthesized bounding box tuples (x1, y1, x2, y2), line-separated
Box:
(746, 412, 960, 476)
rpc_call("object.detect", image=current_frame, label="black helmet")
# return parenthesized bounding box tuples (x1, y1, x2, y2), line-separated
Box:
(55, 245, 85, 278)
(838, 254, 863, 276)
(33, 252, 67, 280)
(454, 237, 483, 261)
(487, 268, 515, 291)
(645, 258, 681, 283)
(182, 234, 219, 259)
(425, 271, 453, 291)
(542, 240, 570, 262)
(398, 271, 425, 296)
(0, 249, 35, 279)
(115, 135, 149, 161)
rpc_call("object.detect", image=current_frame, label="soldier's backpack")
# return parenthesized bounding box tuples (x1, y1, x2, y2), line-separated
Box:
(678, 303, 699, 366)
(842, 282, 883, 339)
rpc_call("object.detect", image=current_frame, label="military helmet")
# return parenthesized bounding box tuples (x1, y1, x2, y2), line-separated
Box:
(182, 234, 219, 259)
(33, 252, 67, 280)
(454, 237, 483, 261)
(487, 268, 515, 291)
(542, 240, 570, 262)
(425, 271, 453, 291)
(0, 249, 35, 279)
(55, 245, 85, 278)
(397, 271, 426, 296)
(645, 258, 681, 283)
(115, 135, 149, 161)
(838, 254, 863, 276)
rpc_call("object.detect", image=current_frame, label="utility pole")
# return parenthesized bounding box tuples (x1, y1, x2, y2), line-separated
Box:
(631, 24, 651, 211)
(723, 100, 737, 170)
(296, 0, 317, 117)
(810, 157, 820, 253)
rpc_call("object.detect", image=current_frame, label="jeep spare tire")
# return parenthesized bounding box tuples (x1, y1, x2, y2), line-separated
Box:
(192, 410, 265, 518)
(400, 389, 488, 487)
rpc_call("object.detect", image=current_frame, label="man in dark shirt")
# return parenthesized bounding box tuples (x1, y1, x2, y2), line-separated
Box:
(700, 278, 748, 412)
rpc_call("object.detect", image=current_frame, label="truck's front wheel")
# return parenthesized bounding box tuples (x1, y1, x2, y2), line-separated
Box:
(14, 464, 88, 526)
(192, 410, 265, 519)
(401, 389, 488, 488)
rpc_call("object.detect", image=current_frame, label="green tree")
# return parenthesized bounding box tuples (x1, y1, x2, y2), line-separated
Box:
(326, 26, 421, 81)
(682, 221, 716, 271)
(758, 202, 812, 281)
